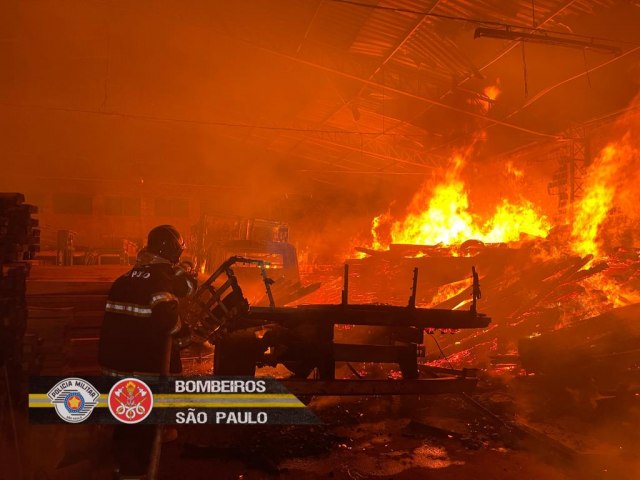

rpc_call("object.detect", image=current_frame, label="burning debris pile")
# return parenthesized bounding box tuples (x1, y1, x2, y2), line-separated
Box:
(319, 238, 640, 379)
(299, 118, 640, 390)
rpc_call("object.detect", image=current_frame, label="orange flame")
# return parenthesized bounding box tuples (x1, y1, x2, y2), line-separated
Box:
(484, 85, 500, 101)
(569, 132, 639, 307)
(371, 212, 391, 250)
(583, 273, 640, 308)
(505, 160, 524, 179)
(372, 156, 550, 248)
(571, 141, 634, 258)
(481, 84, 501, 112)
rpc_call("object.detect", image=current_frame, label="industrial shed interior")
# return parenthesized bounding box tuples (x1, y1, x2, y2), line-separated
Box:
(1, 0, 640, 479)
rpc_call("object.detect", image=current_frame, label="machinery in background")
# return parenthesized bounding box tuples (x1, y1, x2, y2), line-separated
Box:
(36, 231, 139, 266)
(190, 215, 319, 306)
(56, 230, 76, 266)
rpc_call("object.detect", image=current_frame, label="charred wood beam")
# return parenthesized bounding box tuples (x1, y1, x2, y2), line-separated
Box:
(247, 305, 490, 329)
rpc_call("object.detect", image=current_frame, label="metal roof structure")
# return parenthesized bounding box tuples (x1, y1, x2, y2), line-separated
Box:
(199, 0, 637, 184)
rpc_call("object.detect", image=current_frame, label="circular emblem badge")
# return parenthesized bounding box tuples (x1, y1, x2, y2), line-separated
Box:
(108, 378, 154, 424)
(47, 378, 100, 423)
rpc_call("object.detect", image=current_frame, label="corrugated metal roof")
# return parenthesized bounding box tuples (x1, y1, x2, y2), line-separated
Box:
(349, 0, 428, 57)
(228, 0, 628, 173)
(305, 1, 373, 50)
(434, 0, 614, 26)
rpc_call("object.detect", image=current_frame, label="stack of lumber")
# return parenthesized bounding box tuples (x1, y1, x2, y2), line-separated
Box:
(0, 192, 39, 264)
(26, 265, 126, 375)
(0, 192, 39, 400)
(519, 303, 640, 389)
(0, 192, 39, 478)
(26, 307, 73, 375)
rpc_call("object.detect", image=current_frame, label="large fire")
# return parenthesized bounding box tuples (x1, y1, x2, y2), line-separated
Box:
(371, 155, 551, 249)
(368, 126, 639, 260)
(571, 137, 638, 258)
(337, 110, 640, 336)
(300, 100, 640, 383)
(567, 133, 640, 307)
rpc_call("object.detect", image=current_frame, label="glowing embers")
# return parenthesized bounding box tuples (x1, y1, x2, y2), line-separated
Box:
(370, 155, 551, 250)
(428, 277, 473, 308)
(582, 268, 640, 309)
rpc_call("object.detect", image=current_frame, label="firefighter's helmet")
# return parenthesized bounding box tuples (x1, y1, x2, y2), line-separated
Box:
(146, 225, 185, 264)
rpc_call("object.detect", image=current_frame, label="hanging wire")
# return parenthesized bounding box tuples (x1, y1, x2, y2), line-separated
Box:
(531, 0, 537, 28)
(521, 41, 529, 98)
(583, 49, 592, 88)
(0, 100, 429, 137)
(382, 69, 385, 134)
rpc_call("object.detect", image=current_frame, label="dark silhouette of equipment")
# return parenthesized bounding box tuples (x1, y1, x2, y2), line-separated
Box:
(182, 256, 490, 396)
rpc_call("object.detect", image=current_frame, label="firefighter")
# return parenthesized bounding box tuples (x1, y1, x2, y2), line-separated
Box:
(98, 225, 196, 478)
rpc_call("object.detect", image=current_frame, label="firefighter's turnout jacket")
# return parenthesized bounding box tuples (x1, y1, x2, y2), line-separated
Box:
(98, 249, 196, 374)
